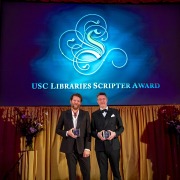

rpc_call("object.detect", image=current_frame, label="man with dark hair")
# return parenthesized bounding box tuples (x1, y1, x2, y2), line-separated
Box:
(56, 93, 91, 180)
(91, 92, 124, 180)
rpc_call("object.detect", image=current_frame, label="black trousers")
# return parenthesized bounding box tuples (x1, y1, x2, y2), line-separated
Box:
(65, 145, 90, 180)
(96, 149, 121, 180)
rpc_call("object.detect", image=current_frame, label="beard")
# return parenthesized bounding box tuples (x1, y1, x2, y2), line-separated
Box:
(71, 104, 80, 110)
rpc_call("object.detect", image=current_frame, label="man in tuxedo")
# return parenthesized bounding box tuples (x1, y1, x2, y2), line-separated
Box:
(56, 93, 91, 180)
(91, 92, 124, 180)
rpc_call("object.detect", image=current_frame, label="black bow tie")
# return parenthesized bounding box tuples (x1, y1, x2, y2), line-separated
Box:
(101, 109, 108, 113)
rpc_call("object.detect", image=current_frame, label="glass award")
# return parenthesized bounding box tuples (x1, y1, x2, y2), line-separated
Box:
(73, 128, 80, 137)
(102, 130, 111, 139)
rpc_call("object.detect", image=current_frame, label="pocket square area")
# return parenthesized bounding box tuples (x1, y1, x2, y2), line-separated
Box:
(111, 114, 115, 117)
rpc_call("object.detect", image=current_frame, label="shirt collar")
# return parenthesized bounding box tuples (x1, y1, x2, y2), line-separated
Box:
(100, 107, 108, 111)
(72, 109, 79, 116)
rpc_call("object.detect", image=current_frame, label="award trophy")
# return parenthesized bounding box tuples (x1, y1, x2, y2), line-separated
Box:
(73, 128, 80, 137)
(102, 130, 111, 139)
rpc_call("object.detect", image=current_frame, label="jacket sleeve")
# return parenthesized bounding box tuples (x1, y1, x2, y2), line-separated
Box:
(84, 111, 91, 150)
(114, 109, 124, 137)
(91, 112, 99, 139)
(56, 111, 67, 138)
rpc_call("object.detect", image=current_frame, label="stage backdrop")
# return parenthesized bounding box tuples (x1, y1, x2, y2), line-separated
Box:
(1, 2, 180, 106)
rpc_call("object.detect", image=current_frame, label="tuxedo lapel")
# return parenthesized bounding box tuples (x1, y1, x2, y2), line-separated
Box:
(104, 109, 113, 129)
(67, 110, 74, 127)
(96, 110, 107, 129)
(76, 110, 82, 128)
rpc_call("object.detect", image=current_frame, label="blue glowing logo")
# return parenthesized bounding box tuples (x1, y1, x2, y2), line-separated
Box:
(59, 14, 128, 75)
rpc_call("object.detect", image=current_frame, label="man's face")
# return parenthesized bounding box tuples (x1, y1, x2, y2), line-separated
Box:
(70, 96, 81, 110)
(97, 95, 108, 109)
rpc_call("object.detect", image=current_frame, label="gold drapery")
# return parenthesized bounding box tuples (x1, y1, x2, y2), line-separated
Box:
(0, 105, 180, 180)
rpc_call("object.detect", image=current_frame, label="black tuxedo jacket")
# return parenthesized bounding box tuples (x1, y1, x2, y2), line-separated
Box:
(91, 107, 124, 152)
(56, 109, 91, 154)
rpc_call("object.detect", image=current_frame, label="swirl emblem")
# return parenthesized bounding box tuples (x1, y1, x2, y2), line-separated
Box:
(59, 14, 128, 75)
